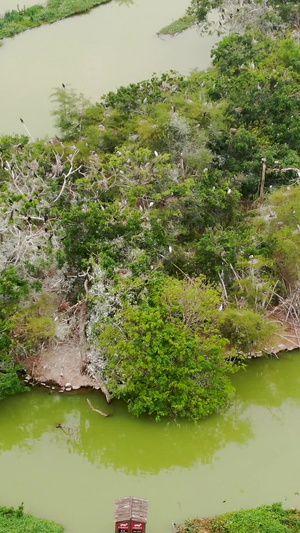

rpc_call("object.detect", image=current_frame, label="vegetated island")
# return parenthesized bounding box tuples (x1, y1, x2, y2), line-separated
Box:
(177, 503, 300, 533)
(159, 0, 300, 35)
(159, 13, 196, 36)
(1, 0, 300, 422)
(0, 503, 64, 532)
(0, 0, 111, 41)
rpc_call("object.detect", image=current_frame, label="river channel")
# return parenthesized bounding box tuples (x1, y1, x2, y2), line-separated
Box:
(0, 0, 219, 138)
(1, 351, 300, 532)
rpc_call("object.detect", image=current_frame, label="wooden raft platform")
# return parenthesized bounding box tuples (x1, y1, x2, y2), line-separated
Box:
(115, 496, 148, 523)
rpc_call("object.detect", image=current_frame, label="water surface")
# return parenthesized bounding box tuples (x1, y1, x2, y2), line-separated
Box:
(1, 351, 300, 532)
(0, 0, 218, 137)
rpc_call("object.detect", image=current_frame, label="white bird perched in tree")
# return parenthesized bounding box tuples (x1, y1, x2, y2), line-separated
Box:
(154, 150, 159, 157)
(168, 245, 173, 253)
(149, 201, 154, 207)
(227, 188, 232, 195)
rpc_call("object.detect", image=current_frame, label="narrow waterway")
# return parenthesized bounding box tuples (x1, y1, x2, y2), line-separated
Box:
(1, 351, 300, 532)
(0, 0, 219, 138)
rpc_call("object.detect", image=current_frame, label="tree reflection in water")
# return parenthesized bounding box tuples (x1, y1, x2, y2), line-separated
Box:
(0, 388, 253, 474)
(2, 352, 300, 474)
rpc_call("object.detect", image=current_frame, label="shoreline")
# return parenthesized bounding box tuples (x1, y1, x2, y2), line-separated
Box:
(0, 0, 111, 42)
(23, 315, 300, 394)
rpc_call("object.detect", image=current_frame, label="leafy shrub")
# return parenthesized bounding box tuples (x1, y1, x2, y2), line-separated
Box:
(211, 503, 300, 533)
(219, 308, 276, 352)
(179, 503, 300, 533)
(0, 504, 64, 532)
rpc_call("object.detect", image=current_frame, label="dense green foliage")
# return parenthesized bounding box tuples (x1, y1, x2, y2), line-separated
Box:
(179, 503, 300, 533)
(0, 268, 30, 400)
(0, 0, 110, 40)
(98, 275, 235, 420)
(0, 504, 64, 532)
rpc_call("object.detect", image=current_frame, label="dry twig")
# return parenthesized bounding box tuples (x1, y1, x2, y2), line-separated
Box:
(87, 398, 109, 417)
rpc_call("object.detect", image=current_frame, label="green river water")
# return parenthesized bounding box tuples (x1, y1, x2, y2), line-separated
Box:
(1, 351, 300, 532)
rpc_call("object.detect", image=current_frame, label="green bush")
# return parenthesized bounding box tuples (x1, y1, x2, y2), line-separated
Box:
(0, 504, 64, 532)
(219, 308, 276, 352)
(179, 503, 300, 533)
(211, 503, 300, 533)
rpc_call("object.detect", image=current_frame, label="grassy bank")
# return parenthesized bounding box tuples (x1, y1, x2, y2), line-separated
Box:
(0, 504, 64, 532)
(159, 14, 196, 35)
(178, 503, 300, 532)
(0, 0, 111, 40)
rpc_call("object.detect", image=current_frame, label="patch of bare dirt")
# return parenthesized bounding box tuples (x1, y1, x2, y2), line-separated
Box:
(23, 272, 101, 391)
(25, 341, 97, 389)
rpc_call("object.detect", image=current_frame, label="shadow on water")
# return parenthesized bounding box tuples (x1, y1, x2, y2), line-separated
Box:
(0, 387, 253, 474)
(1, 351, 300, 475)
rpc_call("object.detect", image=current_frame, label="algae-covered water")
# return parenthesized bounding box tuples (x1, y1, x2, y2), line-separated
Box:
(1, 352, 300, 532)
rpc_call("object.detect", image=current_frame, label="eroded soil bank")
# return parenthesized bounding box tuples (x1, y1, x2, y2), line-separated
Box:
(23, 293, 300, 394)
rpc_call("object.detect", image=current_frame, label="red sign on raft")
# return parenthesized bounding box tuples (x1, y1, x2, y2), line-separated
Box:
(132, 523, 143, 531)
(118, 523, 129, 531)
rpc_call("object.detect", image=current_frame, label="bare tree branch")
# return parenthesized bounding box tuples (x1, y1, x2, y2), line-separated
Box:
(87, 398, 109, 417)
